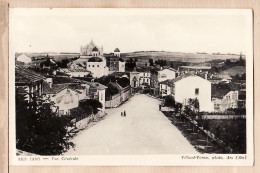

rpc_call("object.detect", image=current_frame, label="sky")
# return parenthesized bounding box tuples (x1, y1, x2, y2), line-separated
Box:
(9, 8, 252, 54)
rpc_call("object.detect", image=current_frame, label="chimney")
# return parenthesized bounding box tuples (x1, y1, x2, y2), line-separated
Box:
(205, 73, 208, 80)
(45, 78, 53, 88)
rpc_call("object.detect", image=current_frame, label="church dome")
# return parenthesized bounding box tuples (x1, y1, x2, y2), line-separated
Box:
(114, 48, 120, 52)
(92, 47, 99, 51)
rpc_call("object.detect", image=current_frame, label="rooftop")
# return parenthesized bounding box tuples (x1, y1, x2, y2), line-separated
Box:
(15, 66, 46, 84)
(88, 57, 103, 62)
(114, 48, 120, 52)
(43, 84, 69, 94)
(92, 47, 99, 51)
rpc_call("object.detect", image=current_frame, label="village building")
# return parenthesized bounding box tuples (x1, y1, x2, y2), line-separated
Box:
(158, 67, 177, 83)
(106, 48, 125, 73)
(212, 89, 246, 112)
(178, 65, 211, 74)
(86, 56, 108, 78)
(214, 91, 238, 112)
(50, 76, 107, 113)
(76, 40, 109, 78)
(43, 84, 80, 115)
(218, 74, 232, 83)
(158, 79, 174, 97)
(16, 54, 32, 64)
(130, 71, 140, 88)
(159, 74, 213, 112)
(87, 80, 107, 112)
(105, 81, 131, 108)
(136, 68, 151, 87)
(59, 68, 90, 78)
(15, 66, 46, 102)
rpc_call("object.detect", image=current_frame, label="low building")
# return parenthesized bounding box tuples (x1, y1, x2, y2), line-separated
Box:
(87, 80, 107, 112)
(137, 68, 151, 87)
(43, 84, 80, 115)
(179, 65, 211, 73)
(16, 54, 32, 64)
(158, 67, 177, 83)
(158, 74, 213, 112)
(159, 79, 174, 97)
(218, 75, 232, 83)
(105, 81, 131, 108)
(60, 68, 90, 78)
(212, 90, 239, 112)
(15, 66, 46, 102)
(130, 71, 140, 88)
(86, 56, 109, 78)
(106, 48, 125, 72)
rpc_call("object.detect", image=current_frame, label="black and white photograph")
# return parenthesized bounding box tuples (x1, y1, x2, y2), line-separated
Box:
(9, 8, 253, 166)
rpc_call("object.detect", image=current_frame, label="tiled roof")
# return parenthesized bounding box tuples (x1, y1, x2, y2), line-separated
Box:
(159, 79, 174, 86)
(15, 66, 46, 84)
(88, 57, 102, 62)
(180, 66, 211, 70)
(108, 82, 123, 91)
(159, 73, 206, 85)
(160, 67, 177, 72)
(218, 75, 232, 80)
(43, 84, 69, 94)
(87, 81, 107, 90)
(53, 76, 89, 85)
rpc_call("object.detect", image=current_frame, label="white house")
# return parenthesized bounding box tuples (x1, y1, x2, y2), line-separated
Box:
(87, 81, 107, 113)
(43, 84, 80, 115)
(173, 74, 213, 112)
(212, 90, 239, 112)
(159, 79, 173, 97)
(138, 70, 151, 87)
(119, 60, 125, 72)
(158, 68, 177, 83)
(16, 54, 32, 64)
(86, 57, 109, 78)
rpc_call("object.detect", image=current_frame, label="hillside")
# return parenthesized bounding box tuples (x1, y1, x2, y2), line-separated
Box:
(121, 51, 243, 63)
(220, 66, 246, 76)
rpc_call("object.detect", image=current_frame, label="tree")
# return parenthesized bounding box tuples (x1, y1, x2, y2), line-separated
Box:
(16, 91, 74, 155)
(79, 99, 102, 115)
(163, 95, 175, 107)
(149, 59, 154, 66)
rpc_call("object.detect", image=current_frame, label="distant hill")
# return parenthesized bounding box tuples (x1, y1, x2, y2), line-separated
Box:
(220, 66, 246, 76)
(121, 51, 243, 63)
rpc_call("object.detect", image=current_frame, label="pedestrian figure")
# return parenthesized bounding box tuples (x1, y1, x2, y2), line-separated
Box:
(121, 112, 123, 117)
(124, 110, 126, 117)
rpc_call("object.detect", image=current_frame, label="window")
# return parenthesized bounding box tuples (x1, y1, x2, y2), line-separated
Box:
(195, 88, 199, 95)
(97, 65, 99, 67)
(89, 65, 90, 67)
(92, 65, 94, 67)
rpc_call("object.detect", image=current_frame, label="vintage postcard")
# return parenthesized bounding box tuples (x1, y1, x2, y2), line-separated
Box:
(9, 8, 254, 166)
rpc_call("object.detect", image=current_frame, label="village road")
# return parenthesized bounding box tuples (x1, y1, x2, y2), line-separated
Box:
(65, 94, 198, 155)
